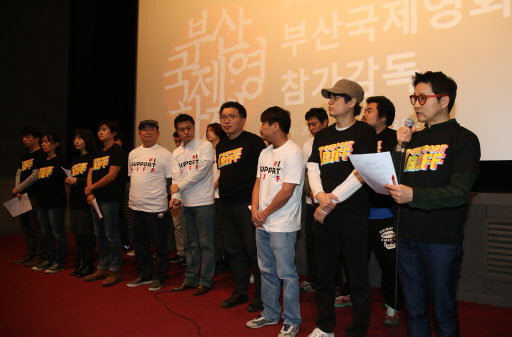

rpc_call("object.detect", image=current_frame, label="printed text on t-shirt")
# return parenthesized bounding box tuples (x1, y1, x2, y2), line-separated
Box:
(404, 144, 448, 172)
(319, 141, 355, 166)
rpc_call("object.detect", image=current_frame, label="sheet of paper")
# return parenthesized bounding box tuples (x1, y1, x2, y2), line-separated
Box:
(349, 152, 398, 195)
(61, 167, 72, 177)
(92, 198, 103, 219)
(3, 194, 32, 217)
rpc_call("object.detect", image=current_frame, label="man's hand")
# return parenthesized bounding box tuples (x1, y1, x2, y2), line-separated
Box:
(12, 187, 18, 196)
(169, 198, 180, 210)
(251, 207, 264, 228)
(84, 186, 93, 196)
(65, 177, 77, 185)
(385, 184, 413, 204)
(396, 125, 416, 151)
(314, 206, 329, 224)
(86, 194, 95, 205)
(170, 184, 180, 196)
(315, 192, 339, 212)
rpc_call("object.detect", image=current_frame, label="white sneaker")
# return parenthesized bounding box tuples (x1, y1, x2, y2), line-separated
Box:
(308, 327, 334, 337)
(246, 314, 279, 328)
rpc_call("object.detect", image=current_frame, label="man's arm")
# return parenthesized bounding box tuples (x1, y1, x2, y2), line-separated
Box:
(171, 144, 214, 195)
(251, 177, 263, 227)
(84, 165, 121, 196)
(260, 182, 297, 221)
(14, 169, 39, 194)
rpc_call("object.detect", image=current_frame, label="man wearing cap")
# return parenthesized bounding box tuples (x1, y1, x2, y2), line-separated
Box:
(126, 120, 173, 291)
(307, 79, 376, 337)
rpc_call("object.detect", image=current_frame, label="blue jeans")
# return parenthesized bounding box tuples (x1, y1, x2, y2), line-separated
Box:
(38, 207, 67, 266)
(256, 229, 301, 327)
(398, 237, 462, 337)
(180, 204, 215, 287)
(92, 202, 122, 272)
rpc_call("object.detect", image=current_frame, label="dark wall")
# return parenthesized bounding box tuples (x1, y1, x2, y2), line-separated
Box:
(0, 0, 138, 179)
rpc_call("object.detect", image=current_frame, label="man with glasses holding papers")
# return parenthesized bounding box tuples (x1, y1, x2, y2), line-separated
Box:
(386, 71, 480, 337)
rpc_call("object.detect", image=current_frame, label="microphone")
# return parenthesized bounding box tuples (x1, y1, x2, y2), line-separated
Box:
(157, 208, 170, 219)
(401, 118, 415, 153)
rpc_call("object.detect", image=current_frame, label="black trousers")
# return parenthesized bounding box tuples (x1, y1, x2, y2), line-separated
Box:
(304, 203, 318, 283)
(341, 217, 403, 311)
(218, 199, 261, 298)
(132, 210, 170, 282)
(214, 199, 226, 263)
(315, 205, 370, 336)
(19, 196, 44, 258)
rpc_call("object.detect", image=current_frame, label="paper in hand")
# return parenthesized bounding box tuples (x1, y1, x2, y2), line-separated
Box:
(3, 194, 32, 217)
(349, 152, 398, 195)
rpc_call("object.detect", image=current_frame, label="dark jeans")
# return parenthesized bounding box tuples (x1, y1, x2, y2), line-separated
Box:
(304, 203, 317, 284)
(341, 217, 403, 311)
(92, 201, 122, 272)
(38, 207, 67, 266)
(219, 199, 261, 298)
(315, 206, 370, 337)
(132, 210, 170, 282)
(398, 237, 462, 337)
(20, 196, 43, 258)
(214, 199, 226, 263)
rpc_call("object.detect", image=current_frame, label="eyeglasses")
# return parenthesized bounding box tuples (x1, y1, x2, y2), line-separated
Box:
(220, 114, 242, 121)
(409, 94, 448, 105)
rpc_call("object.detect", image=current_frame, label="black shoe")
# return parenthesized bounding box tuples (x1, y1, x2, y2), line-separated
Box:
(222, 292, 249, 308)
(172, 282, 196, 292)
(246, 297, 263, 312)
(70, 258, 85, 276)
(169, 255, 185, 263)
(77, 259, 94, 278)
(14, 255, 31, 265)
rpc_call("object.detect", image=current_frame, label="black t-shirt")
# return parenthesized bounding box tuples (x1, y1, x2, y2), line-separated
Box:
(18, 148, 46, 198)
(91, 143, 127, 203)
(69, 152, 94, 209)
(309, 121, 377, 208)
(399, 119, 480, 244)
(37, 155, 68, 208)
(368, 127, 398, 209)
(216, 131, 266, 203)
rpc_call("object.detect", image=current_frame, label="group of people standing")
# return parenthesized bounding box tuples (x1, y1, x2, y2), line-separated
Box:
(12, 70, 480, 337)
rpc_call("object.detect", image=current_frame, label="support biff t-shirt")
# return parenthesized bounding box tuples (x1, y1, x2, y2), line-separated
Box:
(91, 143, 127, 203)
(308, 121, 377, 207)
(18, 148, 46, 198)
(216, 131, 266, 203)
(69, 152, 94, 209)
(38, 155, 68, 208)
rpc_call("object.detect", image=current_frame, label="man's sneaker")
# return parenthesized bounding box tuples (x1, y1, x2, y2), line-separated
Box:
(246, 314, 279, 328)
(32, 260, 52, 271)
(169, 255, 185, 263)
(308, 327, 334, 337)
(149, 280, 164, 292)
(334, 295, 351, 308)
(222, 292, 249, 308)
(126, 250, 135, 257)
(383, 304, 400, 325)
(13, 255, 31, 265)
(44, 263, 65, 274)
(126, 277, 152, 287)
(278, 324, 299, 337)
(300, 280, 316, 293)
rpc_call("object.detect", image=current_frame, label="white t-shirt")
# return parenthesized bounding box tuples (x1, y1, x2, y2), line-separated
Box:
(172, 137, 215, 207)
(303, 137, 314, 205)
(128, 144, 173, 212)
(256, 140, 305, 232)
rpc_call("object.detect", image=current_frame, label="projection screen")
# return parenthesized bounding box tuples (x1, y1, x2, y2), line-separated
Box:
(136, 0, 512, 161)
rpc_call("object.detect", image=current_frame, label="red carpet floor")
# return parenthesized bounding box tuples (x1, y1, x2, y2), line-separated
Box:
(1, 234, 510, 337)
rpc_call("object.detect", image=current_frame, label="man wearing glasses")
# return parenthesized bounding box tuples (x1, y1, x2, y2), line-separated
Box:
(386, 71, 480, 337)
(216, 101, 267, 312)
(307, 79, 376, 337)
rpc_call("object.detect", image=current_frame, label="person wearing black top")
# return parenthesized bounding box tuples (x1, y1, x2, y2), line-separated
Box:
(31, 132, 68, 274)
(84, 121, 128, 287)
(386, 72, 480, 337)
(216, 101, 266, 312)
(65, 129, 96, 278)
(340, 96, 404, 325)
(12, 126, 46, 267)
(307, 79, 376, 337)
